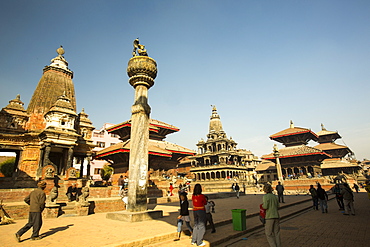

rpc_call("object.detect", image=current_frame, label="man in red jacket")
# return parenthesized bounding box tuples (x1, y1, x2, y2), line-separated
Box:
(15, 180, 47, 242)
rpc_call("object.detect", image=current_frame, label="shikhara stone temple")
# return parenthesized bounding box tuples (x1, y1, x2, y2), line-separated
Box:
(0, 46, 95, 188)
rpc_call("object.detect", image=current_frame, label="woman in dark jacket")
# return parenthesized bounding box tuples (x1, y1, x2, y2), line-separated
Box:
(174, 192, 193, 241)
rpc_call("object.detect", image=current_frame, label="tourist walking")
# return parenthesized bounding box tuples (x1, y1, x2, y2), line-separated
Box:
(275, 182, 284, 203)
(262, 184, 281, 247)
(309, 185, 318, 210)
(234, 183, 240, 198)
(118, 175, 124, 196)
(317, 183, 328, 213)
(174, 192, 193, 241)
(205, 196, 216, 233)
(15, 181, 47, 242)
(341, 183, 355, 215)
(169, 183, 174, 196)
(191, 183, 207, 246)
(332, 184, 344, 210)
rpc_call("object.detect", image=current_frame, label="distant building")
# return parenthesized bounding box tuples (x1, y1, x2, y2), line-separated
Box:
(79, 123, 120, 180)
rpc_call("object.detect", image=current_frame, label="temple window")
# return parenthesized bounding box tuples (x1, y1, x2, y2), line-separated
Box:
(93, 132, 104, 138)
(97, 141, 105, 148)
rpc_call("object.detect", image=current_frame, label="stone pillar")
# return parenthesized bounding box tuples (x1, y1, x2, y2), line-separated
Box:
(66, 147, 73, 170)
(43, 144, 51, 167)
(79, 157, 84, 178)
(126, 51, 157, 212)
(273, 144, 284, 184)
(36, 149, 44, 178)
(86, 155, 91, 178)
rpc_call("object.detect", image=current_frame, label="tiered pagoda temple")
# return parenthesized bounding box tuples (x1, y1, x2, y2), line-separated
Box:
(94, 118, 196, 175)
(262, 121, 331, 178)
(0, 47, 95, 187)
(189, 106, 260, 184)
(314, 124, 360, 176)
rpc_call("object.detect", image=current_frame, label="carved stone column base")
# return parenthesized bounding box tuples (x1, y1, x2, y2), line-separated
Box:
(106, 210, 163, 222)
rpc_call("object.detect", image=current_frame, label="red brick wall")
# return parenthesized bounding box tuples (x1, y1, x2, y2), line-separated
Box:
(89, 187, 112, 198)
(3, 204, 30, 219)
(89, 199, 125, 214)
(0, 188, 34, 202)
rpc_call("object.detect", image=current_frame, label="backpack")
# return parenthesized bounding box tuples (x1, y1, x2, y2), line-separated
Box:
(259, 204, 266, 225)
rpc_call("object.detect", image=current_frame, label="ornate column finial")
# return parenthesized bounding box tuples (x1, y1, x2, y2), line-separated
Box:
(132, 38, 148, 57)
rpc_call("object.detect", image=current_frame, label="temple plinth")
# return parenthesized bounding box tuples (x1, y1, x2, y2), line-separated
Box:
(126, 40, 157, 212)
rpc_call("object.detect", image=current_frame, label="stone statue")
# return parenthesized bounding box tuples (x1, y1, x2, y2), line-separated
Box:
(132, 38, 148, 57)
(47, 186, 58, 205)
(78, 186, 90, 206)
(69, 168, 77, 178)
(45, 167, 55, 178)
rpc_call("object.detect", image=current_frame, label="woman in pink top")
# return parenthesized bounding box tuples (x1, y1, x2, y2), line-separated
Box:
(191, 184, 207, 246)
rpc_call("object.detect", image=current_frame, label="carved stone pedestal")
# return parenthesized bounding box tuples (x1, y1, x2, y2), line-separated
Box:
(43, 204, 60, 218)
(76, 204, 89, 216)
(106, 210, 163, 222)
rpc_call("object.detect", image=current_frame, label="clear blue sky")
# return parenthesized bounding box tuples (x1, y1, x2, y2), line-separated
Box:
(1, 1, 369, 160)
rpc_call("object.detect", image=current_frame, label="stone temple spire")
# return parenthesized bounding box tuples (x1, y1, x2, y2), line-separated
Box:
(209, 105, 224, 134)
(26, 46, 76, 131)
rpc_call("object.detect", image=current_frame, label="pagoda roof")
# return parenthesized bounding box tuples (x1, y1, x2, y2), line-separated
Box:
(321, 158, 361, 169)
(107, 119, 179, 132)
(316, 123, 341, 138)
(314, 143, 350, 151)
(106, 118, 180, 141)
(316, 129, 339, 137)
(94, 139, 195, 159)
(255, 160, 276, 171)
(262, 145, 331, 160)
(270, 126, 318, 140)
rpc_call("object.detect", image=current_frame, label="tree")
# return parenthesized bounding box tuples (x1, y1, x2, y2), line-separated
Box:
(0, 158, 16, 177)
(100, 164, 113, 184)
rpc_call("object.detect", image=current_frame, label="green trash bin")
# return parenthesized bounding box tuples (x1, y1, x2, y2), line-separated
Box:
(231, 209, 246, 231)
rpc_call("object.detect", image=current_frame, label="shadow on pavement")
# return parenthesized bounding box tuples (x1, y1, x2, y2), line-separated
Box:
(41, 224, 74, 238)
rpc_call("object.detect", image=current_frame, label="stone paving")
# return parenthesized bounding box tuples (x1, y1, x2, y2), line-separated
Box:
(0, 192, 367, 247)
(218, 192, 370, 247)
